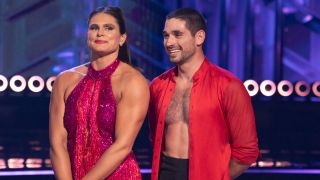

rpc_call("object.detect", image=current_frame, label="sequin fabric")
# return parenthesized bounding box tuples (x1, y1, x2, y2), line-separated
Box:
(64, 59, 142, 180)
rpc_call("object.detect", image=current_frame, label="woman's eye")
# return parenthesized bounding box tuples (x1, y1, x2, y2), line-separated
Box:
(89, 25, 99, 30)
(104, 26, 114, 31)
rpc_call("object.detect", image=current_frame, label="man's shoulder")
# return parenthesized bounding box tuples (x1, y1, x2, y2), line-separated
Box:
(205, 62, 247, 97)
(206, 61, 241, 83)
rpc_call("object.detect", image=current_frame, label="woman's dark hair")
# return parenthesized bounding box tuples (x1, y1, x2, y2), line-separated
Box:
(166, 8, 207, 36)
(88, 6, 131, 64)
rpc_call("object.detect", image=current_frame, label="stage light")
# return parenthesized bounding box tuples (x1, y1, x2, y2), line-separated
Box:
(277, 80, 294, 97)
(257, 160, 274, 167)
(295, 81, 310, 97)
(275, 161, 292, 167)
(260, 80, 276, 96)
(31, 146, 42, 151)
(302, 14, 313, 23)
(0, 75, 8, 92)
(282, 6, 295, 14)
(8, 158, 24, 169)
(312, 81, 320, 97)
(28, 76, 45, 93)
(0, 159, 6, 169)
(244, 80, 259, 96)
(9, 75, 26, 92)
(46, 76, 56, 92)
(26, 158, 42, 168)
(44, 159, 52, 168)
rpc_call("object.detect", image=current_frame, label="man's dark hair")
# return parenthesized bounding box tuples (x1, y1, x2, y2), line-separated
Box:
(166, 8, 207, 36)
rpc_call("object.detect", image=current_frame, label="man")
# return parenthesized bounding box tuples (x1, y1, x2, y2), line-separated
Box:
(148, 8, 259, 180)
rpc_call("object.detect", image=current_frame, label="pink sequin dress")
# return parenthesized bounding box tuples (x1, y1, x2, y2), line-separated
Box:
(64, 59, 142, 180)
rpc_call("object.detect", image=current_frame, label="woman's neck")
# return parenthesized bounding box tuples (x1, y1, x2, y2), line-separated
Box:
(90, 53, 118, 71)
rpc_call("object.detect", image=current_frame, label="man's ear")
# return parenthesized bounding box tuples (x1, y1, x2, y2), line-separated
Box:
(195, 30, 205, 46)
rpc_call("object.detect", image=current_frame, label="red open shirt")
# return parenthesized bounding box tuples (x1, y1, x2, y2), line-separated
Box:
(148, 58, 260, 180)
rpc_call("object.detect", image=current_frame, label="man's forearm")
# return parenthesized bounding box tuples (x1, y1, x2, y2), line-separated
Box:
(229, 159, 250, 179)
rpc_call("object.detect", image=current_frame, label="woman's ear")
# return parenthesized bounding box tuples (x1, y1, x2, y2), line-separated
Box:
(120, 33, 127, 46)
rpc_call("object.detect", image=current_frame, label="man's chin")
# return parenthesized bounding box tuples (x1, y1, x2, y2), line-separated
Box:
(169, 57, 180, 63)
(169, 60, 178, 64)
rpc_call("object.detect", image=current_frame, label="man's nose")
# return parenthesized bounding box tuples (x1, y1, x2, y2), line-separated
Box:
(165, 36, 176, 46)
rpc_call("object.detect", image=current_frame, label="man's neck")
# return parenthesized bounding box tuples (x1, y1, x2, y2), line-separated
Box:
(176, 54, 205, 81)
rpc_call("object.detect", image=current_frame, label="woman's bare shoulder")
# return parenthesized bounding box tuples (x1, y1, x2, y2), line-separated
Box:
(54, 63, 90, 89)
(116, 63, 149, 102)
(117, 62, 148, 85)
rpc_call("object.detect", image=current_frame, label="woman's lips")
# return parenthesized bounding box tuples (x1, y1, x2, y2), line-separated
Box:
(94, 40, 107, 44)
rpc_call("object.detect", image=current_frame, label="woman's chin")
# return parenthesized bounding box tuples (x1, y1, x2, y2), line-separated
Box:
(92, 50, 110, 56)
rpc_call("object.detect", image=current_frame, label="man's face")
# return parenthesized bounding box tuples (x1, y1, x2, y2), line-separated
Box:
(163, 18, 196, 65)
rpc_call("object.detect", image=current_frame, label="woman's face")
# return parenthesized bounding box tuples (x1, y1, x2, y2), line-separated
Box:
(87, 13, 126, 56)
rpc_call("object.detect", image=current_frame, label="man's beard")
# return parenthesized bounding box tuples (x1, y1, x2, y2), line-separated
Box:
(168, 49, 196, 65)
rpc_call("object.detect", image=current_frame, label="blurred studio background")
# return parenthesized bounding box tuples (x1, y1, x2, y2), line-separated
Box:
(0, 0, 320, 179)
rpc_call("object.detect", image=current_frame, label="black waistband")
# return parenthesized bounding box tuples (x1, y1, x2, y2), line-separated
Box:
(159, 153, 189, 180)
(161, 153, 189, 163)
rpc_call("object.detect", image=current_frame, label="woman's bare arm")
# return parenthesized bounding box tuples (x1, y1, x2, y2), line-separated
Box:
(49, 74, 73, 180)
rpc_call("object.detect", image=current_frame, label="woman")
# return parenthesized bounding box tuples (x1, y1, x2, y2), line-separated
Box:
(49, 6, 149, 180)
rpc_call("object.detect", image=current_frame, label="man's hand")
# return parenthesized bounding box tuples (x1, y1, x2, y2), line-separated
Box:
(229, 159, 251, 179)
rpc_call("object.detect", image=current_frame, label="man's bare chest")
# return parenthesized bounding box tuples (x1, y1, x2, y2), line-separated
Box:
(166, 84, 192, 124)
